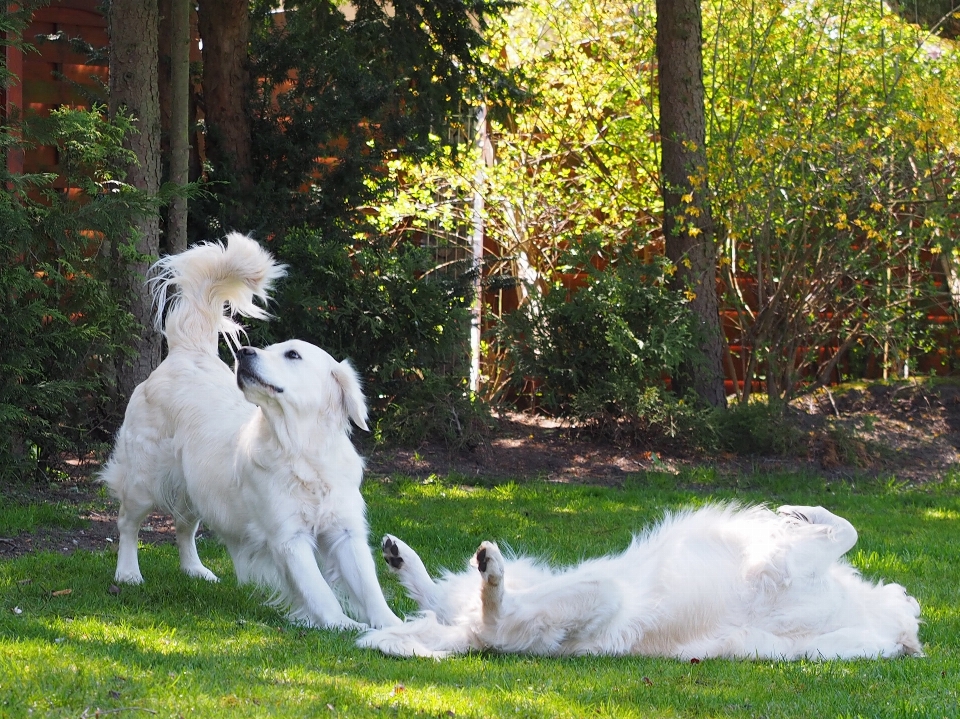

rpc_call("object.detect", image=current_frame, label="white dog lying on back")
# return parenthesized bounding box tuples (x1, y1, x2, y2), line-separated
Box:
(360, 503, 922, 659)
(100, 233, 400, 630)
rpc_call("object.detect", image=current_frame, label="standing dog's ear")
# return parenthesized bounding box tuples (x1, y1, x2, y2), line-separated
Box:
(332, 358, 369, 431)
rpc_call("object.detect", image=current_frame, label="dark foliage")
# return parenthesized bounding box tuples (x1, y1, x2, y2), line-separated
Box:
(0, 106, 154, 482)
(192, 0, 517, 443)
(888, 0, 960, 38)
(246, 227, 486, 446)
(496, 240, 703, 441)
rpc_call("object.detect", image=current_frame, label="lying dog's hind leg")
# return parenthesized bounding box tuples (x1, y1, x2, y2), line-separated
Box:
(777, 505, 858, 575)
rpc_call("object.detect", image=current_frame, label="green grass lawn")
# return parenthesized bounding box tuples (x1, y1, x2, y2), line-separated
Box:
(2, 470, 959, 718)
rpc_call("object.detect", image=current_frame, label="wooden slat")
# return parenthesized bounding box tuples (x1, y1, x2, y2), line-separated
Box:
(32, 39, 107, 66)
(32, 7, 106, 27)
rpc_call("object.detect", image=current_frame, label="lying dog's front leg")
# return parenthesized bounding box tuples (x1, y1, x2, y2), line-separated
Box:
(276, 536, 365, 630)
(326, 529, 402, 629)
(474, 541, 505, 629)
(381, 535, 446, 618)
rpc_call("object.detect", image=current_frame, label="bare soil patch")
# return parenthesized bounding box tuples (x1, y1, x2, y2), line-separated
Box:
(3, 379, 959, 561)
(369, 381, 960, 484)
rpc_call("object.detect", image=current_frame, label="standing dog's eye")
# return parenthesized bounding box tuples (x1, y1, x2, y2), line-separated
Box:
(285, 350, 301, 360)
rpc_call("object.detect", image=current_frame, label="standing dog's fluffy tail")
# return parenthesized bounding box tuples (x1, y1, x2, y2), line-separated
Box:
(150, 233, 286, 355)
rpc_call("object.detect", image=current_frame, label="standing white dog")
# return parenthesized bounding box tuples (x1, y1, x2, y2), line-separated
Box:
(100, 233, 400, 630)
(360, 503, 922, 658)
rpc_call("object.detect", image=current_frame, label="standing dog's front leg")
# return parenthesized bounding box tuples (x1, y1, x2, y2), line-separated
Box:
(325, 528, 402, 628)
(276, 535, 365, 630)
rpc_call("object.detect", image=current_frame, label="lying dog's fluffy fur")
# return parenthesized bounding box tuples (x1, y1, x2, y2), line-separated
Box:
(100, 233, 400, 630)
(360, 503, 922, 658)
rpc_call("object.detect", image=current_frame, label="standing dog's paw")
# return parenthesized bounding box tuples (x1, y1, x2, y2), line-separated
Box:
(183, 565, 220, 582)
(114, 570, 145, 585)
(472, 541, 504, 587)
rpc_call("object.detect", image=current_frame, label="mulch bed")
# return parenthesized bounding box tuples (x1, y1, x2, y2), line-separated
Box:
(4, 380, 959, 561)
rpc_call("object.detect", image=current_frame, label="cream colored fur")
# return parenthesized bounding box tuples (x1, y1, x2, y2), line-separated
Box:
(360, 503, 922, 658)
(100, 233, 400, 630)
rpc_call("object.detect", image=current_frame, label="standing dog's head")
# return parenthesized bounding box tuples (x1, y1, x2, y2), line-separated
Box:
(235, 340, 368, 434)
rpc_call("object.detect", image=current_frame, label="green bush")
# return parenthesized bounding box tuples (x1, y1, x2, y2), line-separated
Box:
(713, 400, 807, 456)
(0, 104, 148, 483)
(184, 0, 516, 446)
(496, 241, 702, 441)
(250, 227, 485, 446)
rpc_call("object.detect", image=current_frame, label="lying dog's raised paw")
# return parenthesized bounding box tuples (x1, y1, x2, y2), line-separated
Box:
(473, 541, 504, 587)
(382, 535, 404, 570)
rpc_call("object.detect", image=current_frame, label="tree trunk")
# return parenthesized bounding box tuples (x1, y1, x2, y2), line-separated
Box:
(167, 0, 191, 253)
(196, 0, 253, 217)
(656, 0, 727, 408)
(108, 0, 163, 405)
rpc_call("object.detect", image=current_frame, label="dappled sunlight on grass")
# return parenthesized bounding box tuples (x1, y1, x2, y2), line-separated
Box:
(921, 508, 960, 521)
(2, 474, 959, 717)
(849, 549, 911, 576)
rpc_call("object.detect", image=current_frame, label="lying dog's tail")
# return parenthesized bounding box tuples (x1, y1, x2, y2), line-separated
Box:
(149, 232, 286, 354)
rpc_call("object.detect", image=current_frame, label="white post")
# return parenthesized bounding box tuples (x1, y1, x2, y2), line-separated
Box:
(469, 104, 491, 394)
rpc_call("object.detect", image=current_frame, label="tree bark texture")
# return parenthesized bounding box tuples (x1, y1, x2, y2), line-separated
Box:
(108, 0, 163, 405)
(656, 0, 727, 408)
(197, 0, 253, 202)
(167, 0, 191, 253)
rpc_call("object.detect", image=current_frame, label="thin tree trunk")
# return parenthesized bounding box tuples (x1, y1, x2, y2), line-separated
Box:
(167, 0, 190, 253)
(197, 0, 253, 217)
(656, 0, 727, 408)
(108, 0, 163, 405)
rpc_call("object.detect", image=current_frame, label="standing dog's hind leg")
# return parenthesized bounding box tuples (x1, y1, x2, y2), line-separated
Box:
(114, 497, 152, 584)
(174, 512, 218, 581)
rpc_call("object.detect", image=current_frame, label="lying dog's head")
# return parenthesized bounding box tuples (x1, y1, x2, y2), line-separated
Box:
(235, 340, 368, 432)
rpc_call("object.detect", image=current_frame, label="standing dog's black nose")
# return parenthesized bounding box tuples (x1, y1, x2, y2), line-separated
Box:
(238, 346, 256, 358)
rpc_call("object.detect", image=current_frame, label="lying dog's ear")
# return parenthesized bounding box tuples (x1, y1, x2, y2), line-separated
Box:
(333, 358, 369, 431)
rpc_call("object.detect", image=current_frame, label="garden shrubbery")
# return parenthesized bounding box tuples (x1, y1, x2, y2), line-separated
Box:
(251, 227, 485, 447)
(0, 106, 150, 482)
(5, 0, 960, 479)
(495, 241, 705, 442)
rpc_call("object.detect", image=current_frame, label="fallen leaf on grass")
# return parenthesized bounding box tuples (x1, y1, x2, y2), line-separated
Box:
(52, 589, 72, 597)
